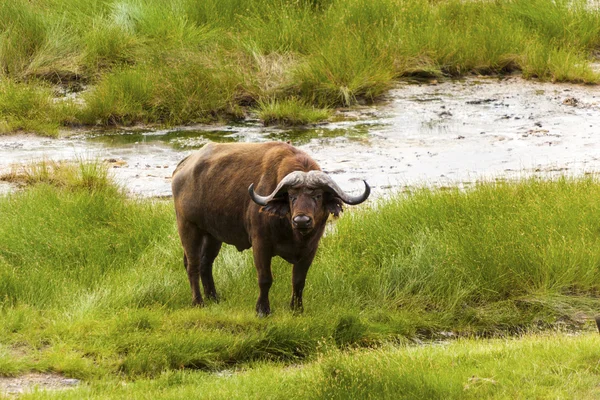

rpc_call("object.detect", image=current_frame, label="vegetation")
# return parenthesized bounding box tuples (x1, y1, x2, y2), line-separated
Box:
(1, 163, 600, 397)
(257, 97, 330, 126)
(13, 333, 600, 399)
(0, 0, 600, 135)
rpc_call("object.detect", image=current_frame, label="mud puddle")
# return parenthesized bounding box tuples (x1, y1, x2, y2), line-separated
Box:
(0, 373, 80, 396)
(1, 76, 600, 197)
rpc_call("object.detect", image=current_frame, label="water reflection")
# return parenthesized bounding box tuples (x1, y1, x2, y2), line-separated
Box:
(86, 123, 375, 149)
(87, 129, 239, 149)
(266, 125, 372, 145)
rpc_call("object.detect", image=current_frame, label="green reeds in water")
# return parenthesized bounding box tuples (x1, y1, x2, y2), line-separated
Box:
(257, 97, 331, 126)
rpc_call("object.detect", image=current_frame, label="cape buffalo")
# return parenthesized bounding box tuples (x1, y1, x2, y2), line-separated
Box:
(171, 141, 370, 315)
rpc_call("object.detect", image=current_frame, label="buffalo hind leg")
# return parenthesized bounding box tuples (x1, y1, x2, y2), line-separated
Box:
(177, 221, 205, 306)
(199, 235, 222, 302)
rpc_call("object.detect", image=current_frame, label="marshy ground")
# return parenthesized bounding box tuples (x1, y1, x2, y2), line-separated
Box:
(2, 76, 600, 198)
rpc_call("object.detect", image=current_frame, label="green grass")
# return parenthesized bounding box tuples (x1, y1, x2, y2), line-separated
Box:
(257, 97, 331, 126)
(79, 54, 244, 126)
(317, 178, 600, 332)
(9, 333, 600, 399)
(0, 79, 62, 136)
(2, 165, 600, 391)
(0, 0, 600, 134)
(0, 159, 111, 189)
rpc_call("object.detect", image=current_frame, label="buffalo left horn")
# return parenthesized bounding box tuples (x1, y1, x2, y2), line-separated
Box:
(303, 170, 370, 205)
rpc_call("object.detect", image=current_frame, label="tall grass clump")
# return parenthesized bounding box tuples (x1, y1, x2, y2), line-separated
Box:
(0, 0, 46, 78)
(294, 36, 396, 107)
(238, 1, 318, 54)
(2, 159, 111, 191)
(0, 0, 80, 81)
(316, 177, 600, 331)
(257, 97, 330, 126)
(182, 0, 247, 28)
(81, 53, 243, 126)
(0, 160, 173, 309)
(399, 1, 524, 75)
(292, 0, 398, 106)
(521, 43, 598, 83)
(509, 0, 600, 50)
(0, 79, 62, 136)
(81, 22, 140, 76)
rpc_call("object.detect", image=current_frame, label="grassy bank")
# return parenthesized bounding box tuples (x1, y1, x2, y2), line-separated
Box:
(1, 164, 600, 385)
(13, 333, 600, 399)
(0, 0, 599, 135)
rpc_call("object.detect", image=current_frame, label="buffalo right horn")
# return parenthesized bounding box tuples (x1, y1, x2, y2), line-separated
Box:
(248, 171, 306, 206)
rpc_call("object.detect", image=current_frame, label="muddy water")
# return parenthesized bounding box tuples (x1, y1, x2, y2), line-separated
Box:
(1, 76, 600, 197)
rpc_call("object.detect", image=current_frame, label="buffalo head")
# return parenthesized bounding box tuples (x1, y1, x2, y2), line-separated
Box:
(248, 170, 370, 234)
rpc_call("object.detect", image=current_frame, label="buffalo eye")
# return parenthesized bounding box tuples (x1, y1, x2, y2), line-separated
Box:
(313, 194, 322, 201)
(290, 196, 297, 204)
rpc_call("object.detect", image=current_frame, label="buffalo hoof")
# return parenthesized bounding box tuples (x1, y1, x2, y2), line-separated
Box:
(290, 302, 304, 315)
(256, 303, 271, 317)
(206, 293, 220, 303)
(192, 299, 205, 307)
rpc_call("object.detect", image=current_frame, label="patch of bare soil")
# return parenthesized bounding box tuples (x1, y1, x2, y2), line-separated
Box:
(0, 181, 17, 196)
(0, 373, 80, 397)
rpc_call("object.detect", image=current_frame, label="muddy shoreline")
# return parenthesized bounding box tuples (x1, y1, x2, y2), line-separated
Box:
(1, 76, 600, 197)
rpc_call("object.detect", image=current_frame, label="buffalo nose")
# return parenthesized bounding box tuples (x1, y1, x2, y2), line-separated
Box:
(293, 215, 312, 228)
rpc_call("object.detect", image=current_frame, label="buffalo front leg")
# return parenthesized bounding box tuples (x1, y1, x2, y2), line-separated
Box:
(199, 235, 222, 302)
(290, 255, 315, 313)
(253, 242, 273, 316)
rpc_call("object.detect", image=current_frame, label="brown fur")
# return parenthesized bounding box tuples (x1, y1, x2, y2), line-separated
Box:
(172, 141, 341, 315)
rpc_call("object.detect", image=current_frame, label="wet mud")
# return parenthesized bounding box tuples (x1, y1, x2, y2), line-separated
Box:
(1, 76, 600, 197)
(0, 373, 80, 396)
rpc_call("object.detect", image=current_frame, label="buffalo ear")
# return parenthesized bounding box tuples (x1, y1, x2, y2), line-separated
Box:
(260, 198, 290, 218)
(325, 194, 343, 217)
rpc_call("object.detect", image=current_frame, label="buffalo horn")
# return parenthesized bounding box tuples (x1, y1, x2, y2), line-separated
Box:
(249, 170, 370, 206)
(304, 170, 371, 205)
(248, 171, 306, 206)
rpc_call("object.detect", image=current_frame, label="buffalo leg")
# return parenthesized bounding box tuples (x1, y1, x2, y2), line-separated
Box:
(199, 235, 222, 302)
(253, 243, 273, 316)
(177, 221, 205, 306)
(290, 254, 315, 313)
